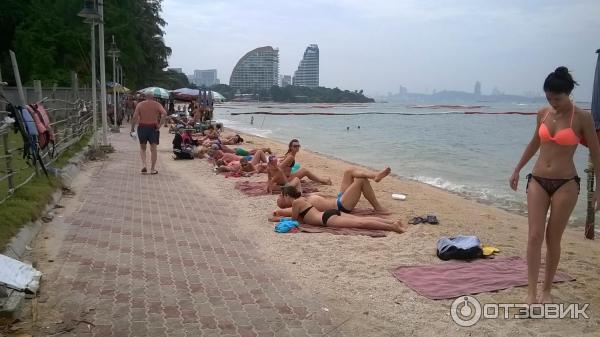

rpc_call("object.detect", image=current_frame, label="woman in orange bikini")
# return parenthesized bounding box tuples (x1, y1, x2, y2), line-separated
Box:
(510, 67, 600, 305)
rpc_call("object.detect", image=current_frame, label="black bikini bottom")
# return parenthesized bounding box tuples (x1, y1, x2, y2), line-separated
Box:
(322, 209, 341, 226)
(526, 174, 580, 197)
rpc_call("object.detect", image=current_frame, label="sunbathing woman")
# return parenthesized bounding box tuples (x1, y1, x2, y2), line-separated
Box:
(282, 186, 407, 233)
(208, 148, 268, 166)
(266, 156, 301, 193)
(222, 134, 244, 145)
(279, 139, 332, 185)
(274, 166, 392, 216)
(215, 141, 272, 156)
(216, 157, 268, 175)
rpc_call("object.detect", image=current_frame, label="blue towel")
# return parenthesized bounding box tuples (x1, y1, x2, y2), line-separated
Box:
(275, 218, 299, 233)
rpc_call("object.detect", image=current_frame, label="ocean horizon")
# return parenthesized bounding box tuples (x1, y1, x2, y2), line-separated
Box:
(215, 101, 594, 228)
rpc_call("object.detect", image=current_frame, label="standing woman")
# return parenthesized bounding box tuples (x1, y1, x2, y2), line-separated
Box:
(510, 67, 600, 304)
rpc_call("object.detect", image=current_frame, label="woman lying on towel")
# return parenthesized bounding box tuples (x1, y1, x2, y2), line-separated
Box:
(216, 142, 272, 157)
(222, 134, 244, 145)
(208, 148, 269, 166)
(216, 157, 268, 175)
(282, 185, 407, 233)
(279, 139, 332, 185)
(266, 156, 301, 193)
(274, 166, 392, 216)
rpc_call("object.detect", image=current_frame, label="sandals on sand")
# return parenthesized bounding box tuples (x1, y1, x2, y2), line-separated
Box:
(409, 215, 439, 225)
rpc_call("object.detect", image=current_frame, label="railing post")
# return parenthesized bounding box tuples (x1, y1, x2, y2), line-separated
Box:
(0, 69, 6, 115)
(2, 133, 14, 193)
(34, 80, 43, 103)
(10, 50, 38, 174)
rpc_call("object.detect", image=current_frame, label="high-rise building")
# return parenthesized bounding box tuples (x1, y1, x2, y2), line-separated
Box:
(474, 81, 482, 96)
(292, 44, 319, 88)
(229, 46, 279, 91)
(281, 75, 292, 87)
(190, 69, 218, 87)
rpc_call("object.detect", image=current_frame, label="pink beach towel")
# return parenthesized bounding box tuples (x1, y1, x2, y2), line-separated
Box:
(234, 181, 319, 197)
(296, 224, 387, 237)
(391, 256, 575, 300)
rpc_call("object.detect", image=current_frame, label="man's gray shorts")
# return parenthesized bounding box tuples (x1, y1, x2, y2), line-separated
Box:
(138, 125, 159, 145)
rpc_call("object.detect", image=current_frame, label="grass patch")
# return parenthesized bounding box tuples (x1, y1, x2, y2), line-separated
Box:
(0, 131, 92, 250)
(51, 133, 92, 168)
(0, 175, 57, 250)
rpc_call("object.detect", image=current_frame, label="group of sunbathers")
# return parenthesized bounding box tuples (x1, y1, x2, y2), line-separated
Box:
(170, 126, 408, 234)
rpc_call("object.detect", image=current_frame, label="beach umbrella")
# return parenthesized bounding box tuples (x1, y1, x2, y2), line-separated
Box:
(586, 48, 600, 240)
(171, 88, 225, 102)
(138, 86, 169, 99)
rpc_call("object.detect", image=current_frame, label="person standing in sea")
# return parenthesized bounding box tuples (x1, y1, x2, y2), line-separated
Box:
(510, 67, 600, 305)
(130, 92, 167, 174)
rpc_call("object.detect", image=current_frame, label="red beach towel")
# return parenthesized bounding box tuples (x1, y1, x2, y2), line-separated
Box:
(234, 181, 319, 197)
(391, 256, 575, 300)
(296, 224, 387, 237)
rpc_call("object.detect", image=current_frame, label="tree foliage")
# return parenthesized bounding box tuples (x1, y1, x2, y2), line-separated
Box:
(207, 84, 373, 103)
(0, 0, 181, 89)
(270, 86, 374, 103)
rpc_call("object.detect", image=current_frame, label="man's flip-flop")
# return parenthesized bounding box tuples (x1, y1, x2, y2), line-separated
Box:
(141, 167, 147, 174)
(151, 170, 158, 175)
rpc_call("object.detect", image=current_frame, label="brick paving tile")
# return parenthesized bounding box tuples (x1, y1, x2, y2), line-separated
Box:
(29, 133, 382, 336)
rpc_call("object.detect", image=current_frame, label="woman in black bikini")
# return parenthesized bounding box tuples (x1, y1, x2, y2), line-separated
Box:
(510, 67, 600, 305)
(279, 139, 332, 185)
(282, 186, 407, 233)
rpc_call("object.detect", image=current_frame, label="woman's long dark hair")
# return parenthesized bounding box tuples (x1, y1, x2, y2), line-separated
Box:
(285, 139, 299, 155)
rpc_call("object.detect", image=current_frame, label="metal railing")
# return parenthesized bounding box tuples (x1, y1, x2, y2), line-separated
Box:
(0, 97, 94, 205)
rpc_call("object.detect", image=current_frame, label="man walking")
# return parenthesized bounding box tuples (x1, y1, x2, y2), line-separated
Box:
(130, 92, 166, 174)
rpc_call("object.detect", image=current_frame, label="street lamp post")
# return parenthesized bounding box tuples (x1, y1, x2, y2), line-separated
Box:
(108, 35, 120, 132)
(77, 0, 100, 148)
(97, 0, 108, 145)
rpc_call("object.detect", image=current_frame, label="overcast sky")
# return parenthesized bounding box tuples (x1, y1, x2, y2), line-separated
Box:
(162, 0, 600, 100)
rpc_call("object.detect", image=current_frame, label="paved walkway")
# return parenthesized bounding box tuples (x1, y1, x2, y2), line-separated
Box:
(30, 133, 374, 337)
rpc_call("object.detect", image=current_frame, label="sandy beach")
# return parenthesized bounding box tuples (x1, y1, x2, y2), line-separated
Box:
(155, 128, 600, 336)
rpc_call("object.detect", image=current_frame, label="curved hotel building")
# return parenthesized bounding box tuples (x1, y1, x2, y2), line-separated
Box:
(292, 44, 319, 88)
(229, 46, 279, 91)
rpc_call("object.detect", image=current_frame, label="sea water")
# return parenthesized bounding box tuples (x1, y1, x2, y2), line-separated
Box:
(215, 102, 592, 227)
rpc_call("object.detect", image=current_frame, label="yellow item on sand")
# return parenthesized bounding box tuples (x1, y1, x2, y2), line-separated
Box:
(482, 245, 500, 256)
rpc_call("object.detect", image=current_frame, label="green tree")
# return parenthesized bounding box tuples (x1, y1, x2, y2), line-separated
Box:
(0, 0, 175, 90)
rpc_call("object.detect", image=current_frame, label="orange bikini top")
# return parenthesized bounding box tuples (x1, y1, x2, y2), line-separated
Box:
(538, 106, 579, 146)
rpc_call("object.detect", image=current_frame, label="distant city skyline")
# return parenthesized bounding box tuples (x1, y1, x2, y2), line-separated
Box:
(162, 0, 600, 100)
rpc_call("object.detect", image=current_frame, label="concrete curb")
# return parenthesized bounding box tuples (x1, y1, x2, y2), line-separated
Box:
(0, 135, 96, 320)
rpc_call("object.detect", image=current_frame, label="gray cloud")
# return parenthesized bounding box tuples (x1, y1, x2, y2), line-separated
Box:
(162, 0, 600, 100)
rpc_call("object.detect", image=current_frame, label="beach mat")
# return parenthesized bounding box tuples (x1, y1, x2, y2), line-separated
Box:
(297, 224, 387, 237)
(235, 180, 319, 197)
(391, 256, 575, 300)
